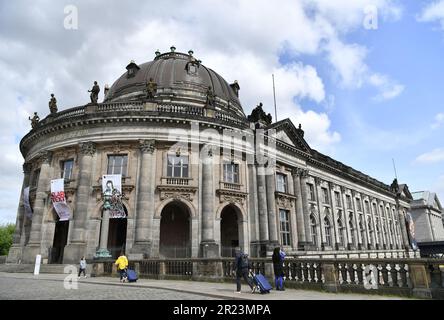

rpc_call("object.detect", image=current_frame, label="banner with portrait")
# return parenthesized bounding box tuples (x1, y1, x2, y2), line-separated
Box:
(405, 211, 418, 251)
(50, 179, 71, 221)
(102, 174, 126, 218)
(23, 186, 33, 219)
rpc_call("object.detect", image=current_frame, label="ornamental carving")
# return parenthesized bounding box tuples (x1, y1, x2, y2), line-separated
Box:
(39, 150, 53, 164)
(80, 142, 96, 156)
(314, 177, 323, 186)
(23, 162, 32, 175)
(276, 195, 294, 209)
(216, 189, 247, 206)
(160, 192, 192, 201)
(220, 195, 244, 206)
(139, 139, 155, 154)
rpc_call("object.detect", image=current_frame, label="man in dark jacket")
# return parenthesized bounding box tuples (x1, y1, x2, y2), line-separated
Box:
(233, 247, 255, 293)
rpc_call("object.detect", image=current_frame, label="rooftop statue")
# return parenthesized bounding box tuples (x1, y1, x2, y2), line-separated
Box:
(49, 93, 58, 114)
(206, 86, 216, 108)
(88, 81, 100, 104)
(146, 78, 157, 99)
(247, 102, 272, 125)
(29, 112, 40, 129)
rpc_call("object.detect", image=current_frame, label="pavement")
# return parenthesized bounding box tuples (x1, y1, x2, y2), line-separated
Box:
(0, 272, 410, 300)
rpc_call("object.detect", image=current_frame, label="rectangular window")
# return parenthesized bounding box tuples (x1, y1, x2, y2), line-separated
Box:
(276, 173, 288, 193)
(346, 195, 352, 209)
(167, 155, 189, 178)
(356, 198, 362, 212)
(322, 187, 329, 204)
(335, 191, 341, 207)
(279, 209, 291, 246)
(107, 155, 128, 176)
(223, 162, 239, 184)
(61, 159, 74, 180)
(307, 183, 315, 201)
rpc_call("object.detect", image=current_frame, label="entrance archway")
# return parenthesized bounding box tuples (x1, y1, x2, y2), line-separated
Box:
(159, 201, 191, 258)
(220, 205, 240, 257)
(106, 206, 128, 259)
(50, 219, 69, 264)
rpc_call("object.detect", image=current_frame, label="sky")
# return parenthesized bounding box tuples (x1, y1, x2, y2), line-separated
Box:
(0, 0, 443, 224)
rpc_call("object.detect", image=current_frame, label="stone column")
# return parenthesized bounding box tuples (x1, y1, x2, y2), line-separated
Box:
(248, 163, 260, 256)
(292, 168, 306, 244)
(64, 142, 95, 263)
(132, 140, 156, 257)
(314, 177, 326, 246)
(300, 170, 312, 244)
(397, 201, 411, 250)
(7, 163, 32, 263)
(256, 165, 269, 256)
(200, 148, 218, 257)
(266, 171, 279, 245)
(23, 151, 52, 263)
(351, 191, 363, 248)
(96, 209, 111, 256)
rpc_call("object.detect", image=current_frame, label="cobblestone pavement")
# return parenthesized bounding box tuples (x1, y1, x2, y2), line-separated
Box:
(0, 274, 216, 300)
(0, 272, 410, 300)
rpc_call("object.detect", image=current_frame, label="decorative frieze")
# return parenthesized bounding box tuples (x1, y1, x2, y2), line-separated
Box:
(216, 189, 247, 206)
(275, 193, 296, 209)
(39, 150, 53, 164)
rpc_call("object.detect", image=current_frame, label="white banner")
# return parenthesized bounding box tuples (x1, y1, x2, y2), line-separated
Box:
(102, 174, 126, 218)
(50, 179, 71, 221)
(23, 186, 33, 219)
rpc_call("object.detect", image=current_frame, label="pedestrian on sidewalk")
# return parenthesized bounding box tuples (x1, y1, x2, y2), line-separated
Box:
(233, 247, 254, 294)
(115, 251, 128, 283)
(272, 247, 286, 291)
(78, 256, 87, 279)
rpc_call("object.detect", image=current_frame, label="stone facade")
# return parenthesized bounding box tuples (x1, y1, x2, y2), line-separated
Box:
(411, 191, 444, 242)
(8, 49, 415, 264)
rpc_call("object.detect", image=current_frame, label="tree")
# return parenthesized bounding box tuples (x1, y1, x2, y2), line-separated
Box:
(0, 224, 15, 256)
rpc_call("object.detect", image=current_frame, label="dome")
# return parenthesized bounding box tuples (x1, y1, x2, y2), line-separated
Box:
(105, 49, 245, 118)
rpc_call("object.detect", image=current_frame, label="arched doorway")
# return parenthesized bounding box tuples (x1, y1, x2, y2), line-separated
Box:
(106, 206, 128, 259)
(220, 205, 240, 257)
(50, 219, 69, 264)
(159, 201, 191, 258)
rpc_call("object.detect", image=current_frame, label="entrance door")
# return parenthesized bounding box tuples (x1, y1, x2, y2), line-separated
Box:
(51, 220, 69, 264)
(159, 201, 191, 258)
(220, 205, 239, 257)
(107, 218, 127, 259)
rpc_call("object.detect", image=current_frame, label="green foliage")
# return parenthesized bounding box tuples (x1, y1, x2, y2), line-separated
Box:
(0, 224, 15, 256)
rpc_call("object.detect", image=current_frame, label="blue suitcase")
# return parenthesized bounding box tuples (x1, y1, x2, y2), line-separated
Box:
(127, 269, 138, 282)
(251, 272, 272, 294)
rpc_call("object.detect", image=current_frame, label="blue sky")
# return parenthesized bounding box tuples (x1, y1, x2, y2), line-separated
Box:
(0, 0, 443, 223)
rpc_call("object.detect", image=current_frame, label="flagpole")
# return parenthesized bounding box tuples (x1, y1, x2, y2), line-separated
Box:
(272, 74, 277, 122)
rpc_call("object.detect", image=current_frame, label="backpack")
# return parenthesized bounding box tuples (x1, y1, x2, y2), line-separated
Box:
(240, 253, 249, 269)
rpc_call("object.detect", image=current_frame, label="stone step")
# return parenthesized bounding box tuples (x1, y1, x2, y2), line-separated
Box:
(0, 264, 74, 274)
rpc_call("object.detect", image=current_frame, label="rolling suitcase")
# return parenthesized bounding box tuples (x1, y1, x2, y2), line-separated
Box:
(127, 269, 138, 282)
(250, 272, 272, 294)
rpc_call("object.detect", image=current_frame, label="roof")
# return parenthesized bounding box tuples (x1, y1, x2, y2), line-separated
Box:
(411, 191, 443, 211)
(105, 49, 245, 118)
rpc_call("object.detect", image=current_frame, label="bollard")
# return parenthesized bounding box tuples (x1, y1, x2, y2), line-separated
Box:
(34, 254, 41, 275)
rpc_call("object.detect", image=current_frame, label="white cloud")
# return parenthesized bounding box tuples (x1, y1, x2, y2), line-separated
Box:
(369, 73, 405, 101)
(415, 148, 444, 164)
(417, 0, 444, 30)
(431, 113, 444, 129)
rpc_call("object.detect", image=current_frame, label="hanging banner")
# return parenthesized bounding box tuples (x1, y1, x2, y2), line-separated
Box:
(102, 174, 126, 218)
(50, 179, 71, 221)
(405, 211, 418, 251)
(23, 186, 33, 219)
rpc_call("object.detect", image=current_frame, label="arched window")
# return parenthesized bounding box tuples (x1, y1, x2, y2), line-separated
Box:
(349, 213, 355, 245)
(367, 220, 373, 244)
(310, 215, 317, 246)
(324, 217, 332, 247)
(337, 218, 344, 246)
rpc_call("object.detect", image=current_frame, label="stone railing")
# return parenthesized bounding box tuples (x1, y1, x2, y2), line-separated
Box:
(162, 177, 191, 186)
(92, 257, 444, 298)
(220, 181, 241, 191)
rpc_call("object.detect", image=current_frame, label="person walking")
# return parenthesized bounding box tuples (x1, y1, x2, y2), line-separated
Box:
(272, 247, 286, 291)
(233, 247, 255, 294)
(78, 256, 87, 279)
(115, 252, 129, 283)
